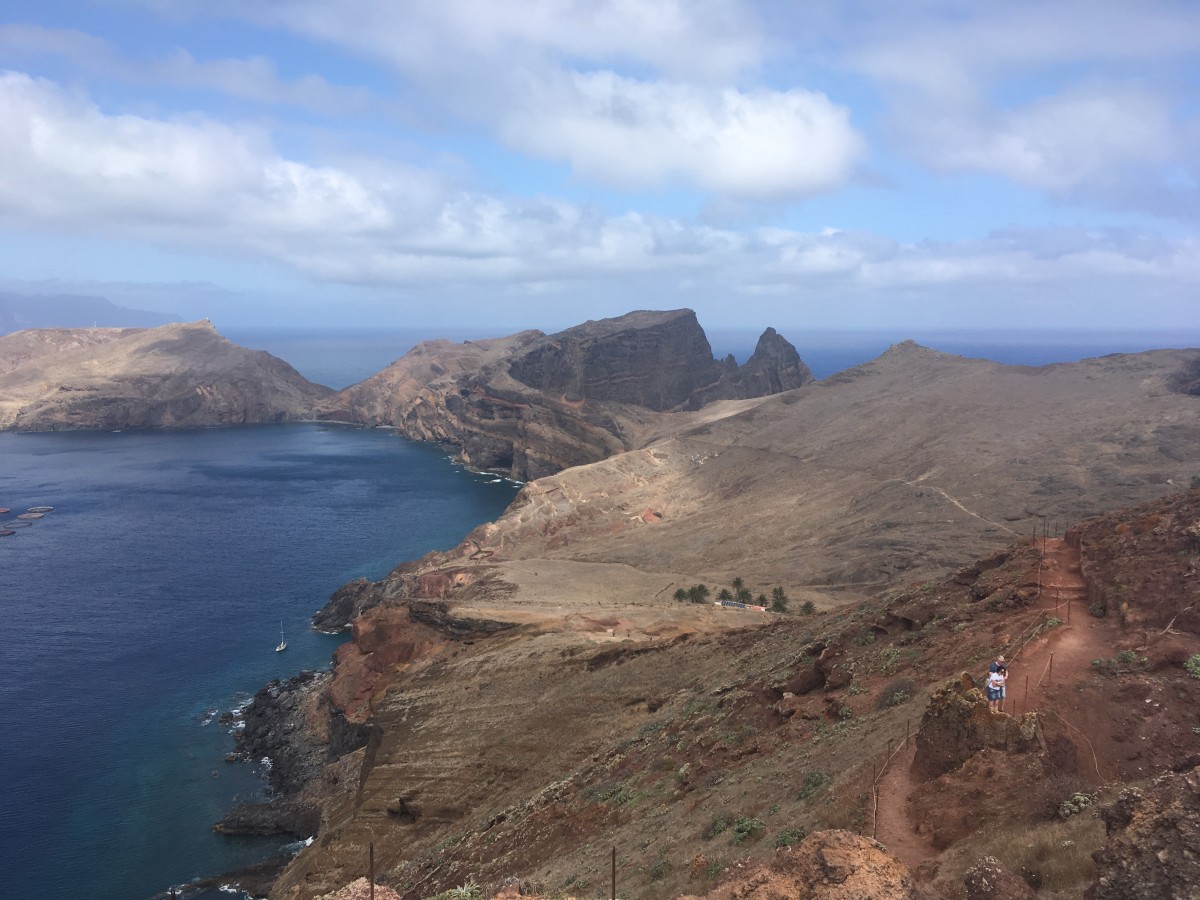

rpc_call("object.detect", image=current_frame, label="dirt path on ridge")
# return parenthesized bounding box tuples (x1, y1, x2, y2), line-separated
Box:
(874, 538, 1113, 868)
(873, 738, 935, 872)
(1006, 538, 1119, 779)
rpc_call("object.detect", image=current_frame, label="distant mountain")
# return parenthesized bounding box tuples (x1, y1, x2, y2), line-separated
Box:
(0, 321, 332, 431)
(0, 293, 176, 332)
(316, 308, 813, 481)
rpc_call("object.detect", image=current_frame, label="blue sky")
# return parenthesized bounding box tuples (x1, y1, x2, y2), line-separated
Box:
(0, 0, 1197, 334)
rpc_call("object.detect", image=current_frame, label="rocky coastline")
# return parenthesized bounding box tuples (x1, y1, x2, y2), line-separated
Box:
(199, 323, 1200, 899)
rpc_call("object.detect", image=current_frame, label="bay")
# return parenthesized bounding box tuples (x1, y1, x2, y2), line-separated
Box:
(0, 425, 519, 900)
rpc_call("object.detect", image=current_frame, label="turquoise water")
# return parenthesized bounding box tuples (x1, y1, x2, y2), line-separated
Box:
(0, 425, 519, 899)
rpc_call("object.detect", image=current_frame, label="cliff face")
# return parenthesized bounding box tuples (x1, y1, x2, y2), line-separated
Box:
(316, 309, 811, 480)
(0, 321, 333, 430)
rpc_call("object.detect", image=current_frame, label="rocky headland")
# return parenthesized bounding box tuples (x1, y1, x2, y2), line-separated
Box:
(214, 319, 1200, 900)
(0, 320, 332, 430)
(314, 309, 812, 481)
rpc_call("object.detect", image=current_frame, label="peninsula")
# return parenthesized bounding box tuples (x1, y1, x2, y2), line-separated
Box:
(218, 312, 1200, 899)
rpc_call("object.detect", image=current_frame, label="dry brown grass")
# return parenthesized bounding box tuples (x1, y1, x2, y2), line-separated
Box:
(993, 815, 1103, 893)
(924, 813, 1105, 898)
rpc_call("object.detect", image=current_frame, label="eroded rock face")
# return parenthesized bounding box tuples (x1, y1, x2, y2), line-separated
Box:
(913, 676, 1040, 780)
(963, 856, 1035, 899)
(1089, 766, 1200, 900)
(316, 309, 810, 480)
(682, 829, 920, 899)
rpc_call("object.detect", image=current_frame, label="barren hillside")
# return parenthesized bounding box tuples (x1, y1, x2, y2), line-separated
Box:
(218, 341, 1200, 900)
(0, 320, 332, 430)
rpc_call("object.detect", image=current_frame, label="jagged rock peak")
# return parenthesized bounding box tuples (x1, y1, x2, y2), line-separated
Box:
(740, 326, 815, 396)
(507, 308, 811, 412)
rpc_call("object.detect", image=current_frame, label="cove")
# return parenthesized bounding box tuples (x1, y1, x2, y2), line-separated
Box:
(0, 424, 519, 900)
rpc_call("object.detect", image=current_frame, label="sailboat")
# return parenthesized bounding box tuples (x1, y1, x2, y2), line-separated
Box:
(275, 620, 287, 653)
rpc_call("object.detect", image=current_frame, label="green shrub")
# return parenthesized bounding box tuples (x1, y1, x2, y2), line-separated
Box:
(1057, 792, 1093, 819)
(774, 826, 808, 847)
(800, 600, 817, 615)
(703, 814, 731, 839)
(876, 676, 919, 710)
(1186, 655, 1200, 680)
(731, 817, 765, 844)
(797, 771, 829, 803)
(648, 856, 671, 881)
(427, 882, 483, 900)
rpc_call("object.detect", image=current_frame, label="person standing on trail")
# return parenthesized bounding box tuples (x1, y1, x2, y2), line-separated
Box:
(989, 655, 1008, 711)
(986, 665, 1007, 711)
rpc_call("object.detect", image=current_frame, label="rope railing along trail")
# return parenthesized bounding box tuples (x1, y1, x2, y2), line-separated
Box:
(869, 720, 915, 840)
(1044, 709, 1102, 779)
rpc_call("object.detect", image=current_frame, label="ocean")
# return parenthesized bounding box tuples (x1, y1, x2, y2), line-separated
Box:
(3, 324, 1199, 900)
(0, 425, 519, 900)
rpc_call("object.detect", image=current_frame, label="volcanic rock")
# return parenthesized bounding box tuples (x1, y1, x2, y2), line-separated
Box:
(963, 856, 1035, 899)
(681, 829, 920, 899)
(315, 309, 810, 480)
(912, 677, 1041, 780)
(1089, 766, 1200, 899)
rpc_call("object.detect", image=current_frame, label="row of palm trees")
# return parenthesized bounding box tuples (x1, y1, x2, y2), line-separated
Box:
(672, 578, 816, 615)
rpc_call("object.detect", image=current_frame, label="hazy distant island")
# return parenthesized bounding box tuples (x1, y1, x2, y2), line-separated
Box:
(0, 291, 177, 331)
(8, 308, 1200, 898)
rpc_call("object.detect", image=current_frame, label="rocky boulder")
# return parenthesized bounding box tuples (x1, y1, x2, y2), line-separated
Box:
(913, 675, 1041, 780)
(1089, 766, 1200, 899)
(681, 829, 920, 899)
(963, 856, 1036, 899)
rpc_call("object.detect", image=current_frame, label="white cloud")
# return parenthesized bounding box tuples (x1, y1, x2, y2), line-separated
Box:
(909, 85, 1176, 192)
(502, 72, 863, 198)
(0, 69, 1196, 330)
(116, 1, 863, 199)
(838, 2, 1200, 211)
(0, 24, 374, 116)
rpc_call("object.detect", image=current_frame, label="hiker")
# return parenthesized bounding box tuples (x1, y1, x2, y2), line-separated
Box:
(989, 655, 1008, 711)
(986, 665, 1007, 711)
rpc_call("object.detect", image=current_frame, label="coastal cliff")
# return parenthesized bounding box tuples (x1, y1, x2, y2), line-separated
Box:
(0, 320, 332, 430)
(228, 340, 1200, 899)
(315, 309, 812, 480)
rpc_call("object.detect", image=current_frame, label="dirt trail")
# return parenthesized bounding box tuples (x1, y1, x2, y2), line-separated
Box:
(1010, 539, 1107, 703)
(874, 538, 1113, 868)
(1008, 538, 1118, 778)
(873, 738, 935, 873)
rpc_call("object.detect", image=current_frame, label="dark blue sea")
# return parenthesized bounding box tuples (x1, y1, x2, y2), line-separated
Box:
(0, 425, 519, 900)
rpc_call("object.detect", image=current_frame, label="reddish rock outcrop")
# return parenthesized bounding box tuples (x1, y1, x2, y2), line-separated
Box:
(680, 829, 920, 899)
(913, 676, 1041, 780)
(1089, 766, 1200, 899)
